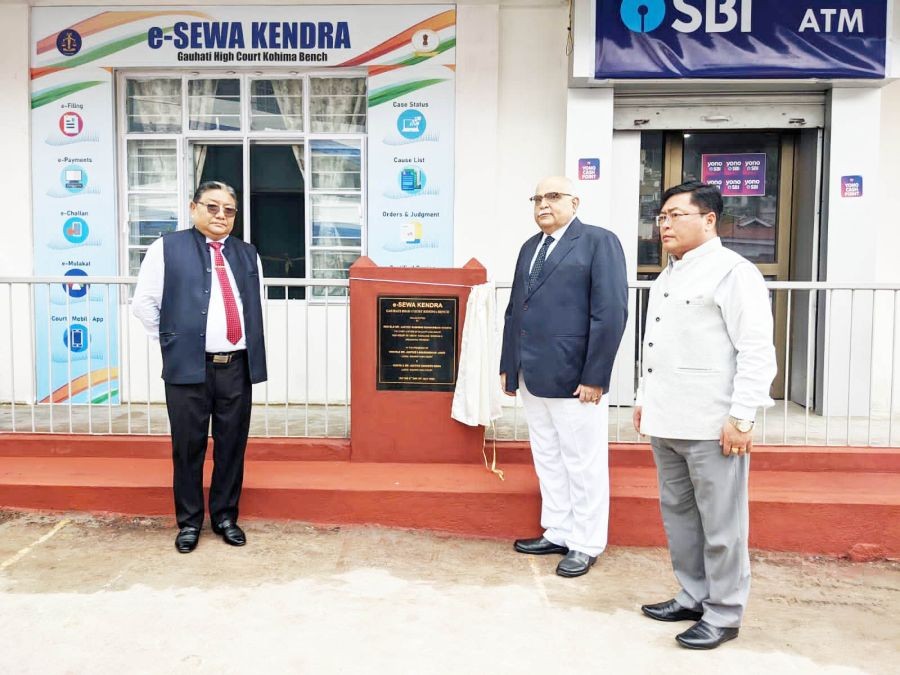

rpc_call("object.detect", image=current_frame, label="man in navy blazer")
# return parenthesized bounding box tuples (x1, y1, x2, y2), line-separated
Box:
(500, 175, 628, 577)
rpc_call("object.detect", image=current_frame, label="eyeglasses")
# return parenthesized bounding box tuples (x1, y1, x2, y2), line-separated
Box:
(655, 211, 709, 227)
(195, 201, 238, 218)
(529, 192, 573, 204)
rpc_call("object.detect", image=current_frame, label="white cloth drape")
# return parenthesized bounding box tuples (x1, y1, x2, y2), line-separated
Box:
(451, 282, 503, 427)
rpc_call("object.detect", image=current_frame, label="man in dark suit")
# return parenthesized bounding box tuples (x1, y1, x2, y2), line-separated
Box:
(133, 181, 267, 553)
(500, 175, 628, 577)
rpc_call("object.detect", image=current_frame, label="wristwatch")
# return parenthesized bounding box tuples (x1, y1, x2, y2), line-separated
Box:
(728, 416, 754, 433)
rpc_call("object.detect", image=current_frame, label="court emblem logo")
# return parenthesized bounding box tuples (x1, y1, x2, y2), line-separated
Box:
(56, 29, 82, 56)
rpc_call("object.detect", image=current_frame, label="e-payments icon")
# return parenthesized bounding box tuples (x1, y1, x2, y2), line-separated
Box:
(61, 165, 88, 194)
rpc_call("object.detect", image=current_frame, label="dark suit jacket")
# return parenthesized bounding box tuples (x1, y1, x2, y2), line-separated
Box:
(500, 218, 628, 398)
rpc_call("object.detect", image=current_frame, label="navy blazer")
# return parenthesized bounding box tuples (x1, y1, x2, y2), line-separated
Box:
(499, 218, 628, 398)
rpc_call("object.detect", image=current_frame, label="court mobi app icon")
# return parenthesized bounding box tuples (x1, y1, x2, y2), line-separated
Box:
(620, 0, 666, 33)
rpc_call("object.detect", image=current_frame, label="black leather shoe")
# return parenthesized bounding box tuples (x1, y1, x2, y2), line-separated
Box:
(676, 620, 739, 650)
(175, 526, 200, 553)
(556, 550, 597, 577)
(212, 519, 246, 546)
(641, 598, 704, 622)
(514, 536, 568, 555)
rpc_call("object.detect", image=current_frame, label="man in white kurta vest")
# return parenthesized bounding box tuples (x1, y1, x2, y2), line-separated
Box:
(633, 181, 776, 650)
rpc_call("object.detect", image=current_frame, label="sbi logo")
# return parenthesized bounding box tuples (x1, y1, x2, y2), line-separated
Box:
(620, 0, 752, 34)
(620, 0, 666, 33)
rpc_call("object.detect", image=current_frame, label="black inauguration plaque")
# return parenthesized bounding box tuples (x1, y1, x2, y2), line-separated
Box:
(377, 296, 459, 391)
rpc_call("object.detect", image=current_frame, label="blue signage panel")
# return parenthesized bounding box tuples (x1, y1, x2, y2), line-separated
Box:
(596, 0, 887, 79)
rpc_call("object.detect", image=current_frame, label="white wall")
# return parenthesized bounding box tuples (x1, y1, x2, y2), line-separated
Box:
(0, 4, 35, 405)
(453, 1, 574, 278)
(873, 76, 900, 414)
(453, 3, 499, 270)
(490, 1, 569, 282)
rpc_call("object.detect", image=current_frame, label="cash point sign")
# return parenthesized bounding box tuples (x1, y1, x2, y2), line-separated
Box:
(596, 0, 887, 78)
(31, 5, 456, 403)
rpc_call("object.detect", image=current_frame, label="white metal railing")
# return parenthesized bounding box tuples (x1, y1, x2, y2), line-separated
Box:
(0, 276, 350, 439)
(1, 276, 899, 447)
(491, 280, 900, 447)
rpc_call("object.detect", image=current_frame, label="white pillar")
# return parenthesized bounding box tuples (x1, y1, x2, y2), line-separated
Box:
(821, 88, 882, 417)
(564, 89, 638, 407)
(454, 3, 499, 270)
(0, 3, 34, 405)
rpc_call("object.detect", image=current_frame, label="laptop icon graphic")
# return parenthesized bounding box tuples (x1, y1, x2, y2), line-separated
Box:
(65, 170, 84, 190)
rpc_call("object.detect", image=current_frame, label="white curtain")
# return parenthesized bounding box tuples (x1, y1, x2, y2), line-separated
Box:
(311, 142, 359, 190)
(127, 140, 176, 192)
(127, 79, 181, 132)
(310, 77, 366, 133)
(188, 79, 222, 130)
(192, 145, 208, 190)
(270, 79, 304, 132)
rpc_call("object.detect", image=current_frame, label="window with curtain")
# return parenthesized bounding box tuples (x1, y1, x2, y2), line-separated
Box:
(121, 73, 367, 295)
(123, 78, 184, 275)
(250, 79, 304, 131)
(309, 77, 366, 133)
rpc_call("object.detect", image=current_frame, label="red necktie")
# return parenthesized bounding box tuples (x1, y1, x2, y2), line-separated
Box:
(208, 241, 243, 345)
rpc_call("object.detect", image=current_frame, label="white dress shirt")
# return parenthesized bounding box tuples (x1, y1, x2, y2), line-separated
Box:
(528, 218, 573, 272)
(132, 233, 265, 353)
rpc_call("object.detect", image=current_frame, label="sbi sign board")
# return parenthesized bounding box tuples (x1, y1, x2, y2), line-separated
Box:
(595, 0, 887, 78)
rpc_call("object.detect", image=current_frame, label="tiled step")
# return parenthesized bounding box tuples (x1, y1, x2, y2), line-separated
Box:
(3, 434, 898, 473)
(1, 452, 897, 557)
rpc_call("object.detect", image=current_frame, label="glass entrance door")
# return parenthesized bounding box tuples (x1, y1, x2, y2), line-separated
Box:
(638, 130, 798, 395)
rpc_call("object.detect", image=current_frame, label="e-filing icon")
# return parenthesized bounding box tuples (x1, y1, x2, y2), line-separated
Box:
(620, 0, 666, 33)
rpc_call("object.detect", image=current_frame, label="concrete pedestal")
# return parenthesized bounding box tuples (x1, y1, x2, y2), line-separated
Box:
(349, 257, 487, 463)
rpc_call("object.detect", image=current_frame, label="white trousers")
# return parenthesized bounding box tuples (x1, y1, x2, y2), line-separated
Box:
(519, 374, 610, 557)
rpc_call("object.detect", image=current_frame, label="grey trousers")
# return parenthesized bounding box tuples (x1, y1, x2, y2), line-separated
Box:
(650, 436, 751, 628)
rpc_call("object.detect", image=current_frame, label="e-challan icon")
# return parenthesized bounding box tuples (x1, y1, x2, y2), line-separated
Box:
(63, 216, 89, 244)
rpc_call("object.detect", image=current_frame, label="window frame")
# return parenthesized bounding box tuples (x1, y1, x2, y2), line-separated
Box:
(116, 69, 367, 303)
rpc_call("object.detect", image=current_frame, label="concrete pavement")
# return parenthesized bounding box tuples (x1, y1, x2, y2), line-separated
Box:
(0, 511, 898, 674)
